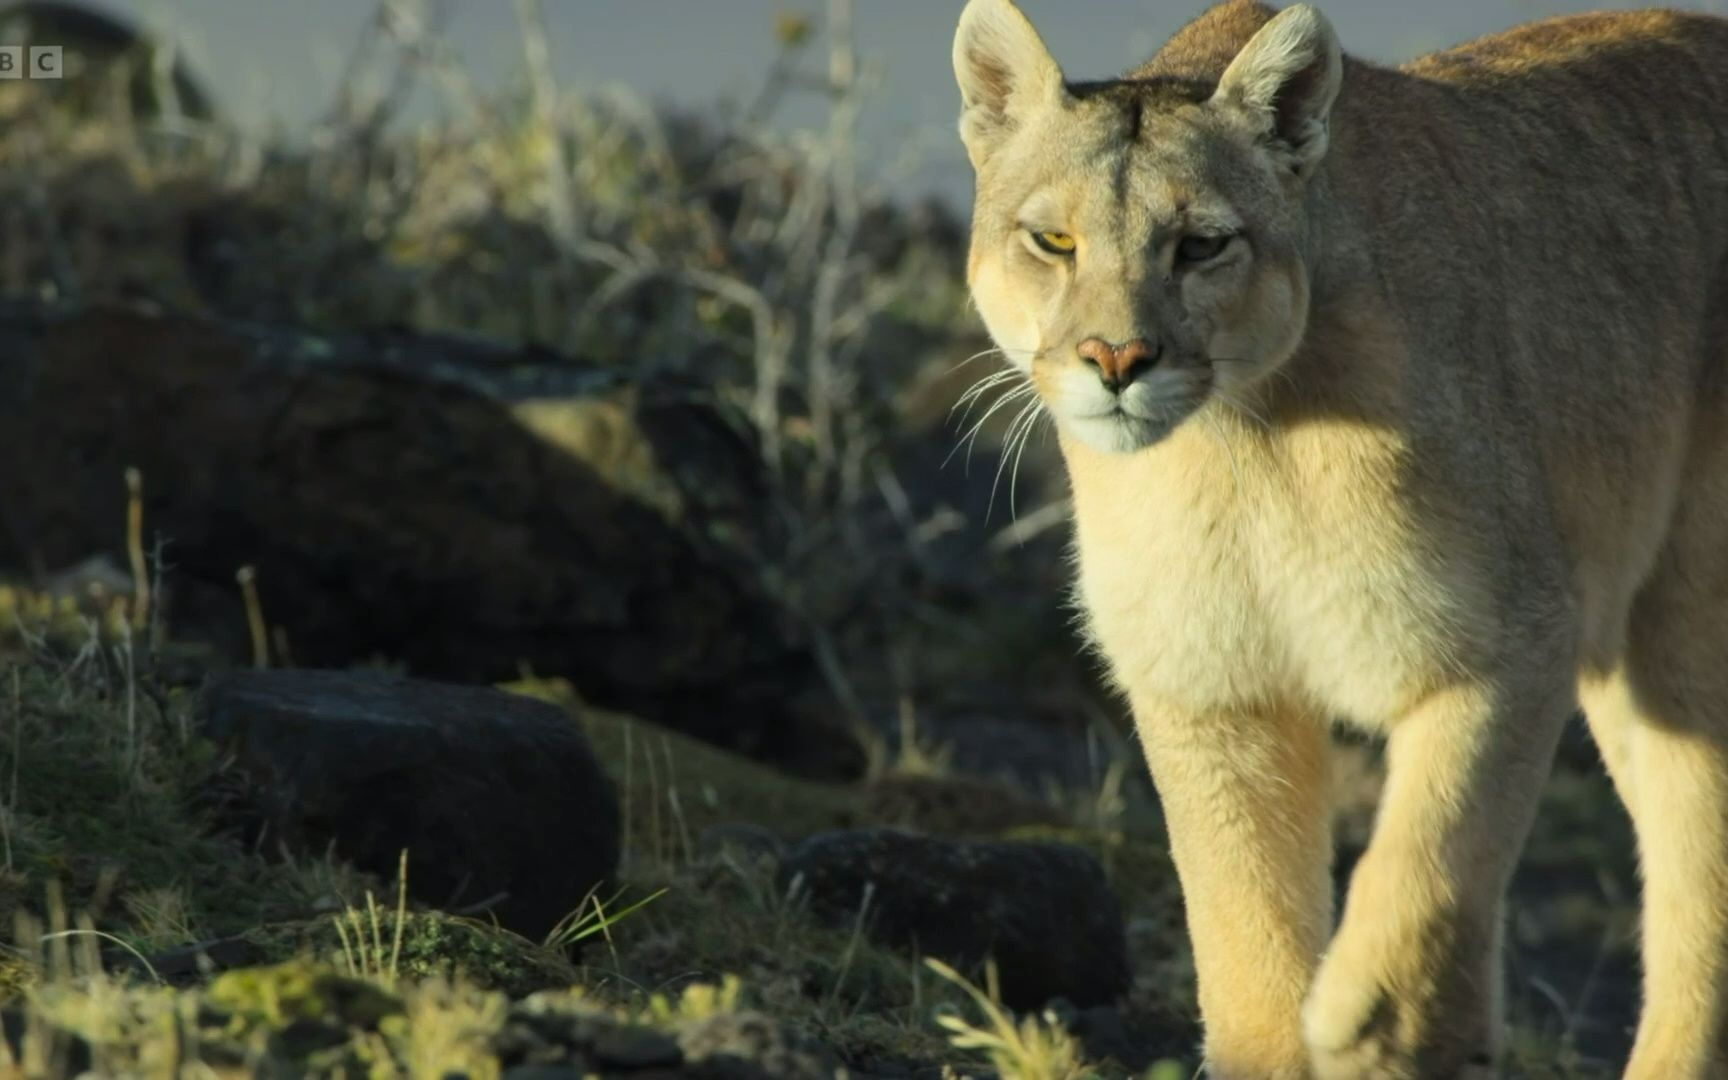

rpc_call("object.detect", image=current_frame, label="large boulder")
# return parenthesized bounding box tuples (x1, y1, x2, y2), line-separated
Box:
(0, 300, 859, 778)
(777, 828, 1131, 1010)
(197, 668, 620, 941)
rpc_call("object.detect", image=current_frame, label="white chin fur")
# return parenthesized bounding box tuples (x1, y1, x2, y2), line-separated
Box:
(1062, 410, 1169, 454)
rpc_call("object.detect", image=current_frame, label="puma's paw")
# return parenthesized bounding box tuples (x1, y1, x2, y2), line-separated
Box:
(1302, 969, 1496, 1080)
(1302, 969, 1412, 1080)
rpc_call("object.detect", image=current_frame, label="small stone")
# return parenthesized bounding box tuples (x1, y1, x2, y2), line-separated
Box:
(778, 828, 1130, 1009)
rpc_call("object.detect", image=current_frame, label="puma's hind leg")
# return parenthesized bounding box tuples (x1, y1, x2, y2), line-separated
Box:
(1579, 591, 1728, 1077)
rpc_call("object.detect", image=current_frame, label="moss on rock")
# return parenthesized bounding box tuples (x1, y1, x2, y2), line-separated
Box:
(506, 678, 864, 857)
(242, 911, 579, 1000)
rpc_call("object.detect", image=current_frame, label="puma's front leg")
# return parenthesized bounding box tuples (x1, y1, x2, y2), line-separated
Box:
(1304, 676, 1571, 1079)
(1135, 695, 1334, 1080)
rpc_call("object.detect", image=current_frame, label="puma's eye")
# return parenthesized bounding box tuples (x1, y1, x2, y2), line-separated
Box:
(1176, 233, 1233, 265)
(1030, 230, 1077, 256)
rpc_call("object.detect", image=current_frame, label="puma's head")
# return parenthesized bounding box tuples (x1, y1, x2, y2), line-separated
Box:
(953, 0, 1341, 453)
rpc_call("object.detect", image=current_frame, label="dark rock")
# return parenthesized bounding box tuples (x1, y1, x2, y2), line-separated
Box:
(778, 828, 1130, 1010)
(197, 668, 620, 940)
(0, 300, 861, 780)
(114, 934, 266, 985)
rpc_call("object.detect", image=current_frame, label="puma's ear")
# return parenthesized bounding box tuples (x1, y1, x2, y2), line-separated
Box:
(953, 0, 1065, 169)
(1211, 4, 1343, 176)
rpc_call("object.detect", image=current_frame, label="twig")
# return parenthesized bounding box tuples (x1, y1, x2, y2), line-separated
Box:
(235, 566, 268, 670)
(124, 467, 149, 632)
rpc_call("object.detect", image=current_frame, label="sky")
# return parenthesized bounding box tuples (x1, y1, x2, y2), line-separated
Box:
(90, 0, 1726, 206)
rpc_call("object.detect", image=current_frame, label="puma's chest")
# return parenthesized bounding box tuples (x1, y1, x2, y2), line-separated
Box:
(1066, 425, 1473, 727)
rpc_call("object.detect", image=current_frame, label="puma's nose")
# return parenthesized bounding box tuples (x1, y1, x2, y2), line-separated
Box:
(1076, 337, 1159, 391)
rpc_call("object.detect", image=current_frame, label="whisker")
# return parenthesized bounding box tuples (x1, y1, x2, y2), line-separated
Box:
(959, 381, 1034, 441)
(972, 386, 1038, 471)
(946, 382, 1037, 472)
(948, 346, 1043, 427)
(950, 368, 1021, 419)
(948, 347, 1004, 374)
(1007, 401, 1050, 520)
(948, 342, 1041, 373)
(988, 397, 1044, 523)
(945, 345, 1013, 376)
(1002, 404, 1038, 522)
(951, 384, 1013, 427)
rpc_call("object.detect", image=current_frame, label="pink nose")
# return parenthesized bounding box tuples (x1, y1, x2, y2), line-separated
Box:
(1076, 337, 1158, 390)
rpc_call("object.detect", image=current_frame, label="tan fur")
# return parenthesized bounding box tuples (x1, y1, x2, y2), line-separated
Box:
(951, 1, 1728, 1076)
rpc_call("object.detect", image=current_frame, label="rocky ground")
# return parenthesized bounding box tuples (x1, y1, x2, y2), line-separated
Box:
(0, 552, 1644, 1079)
(0, 625, 1193, 1078)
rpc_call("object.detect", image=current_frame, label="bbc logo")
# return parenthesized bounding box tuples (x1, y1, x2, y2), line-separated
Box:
(0, 46, 63, 80)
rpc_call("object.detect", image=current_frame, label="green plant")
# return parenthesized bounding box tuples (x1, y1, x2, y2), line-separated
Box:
(333, 853, 411, 984)
(926, 957, 1095, 1080)
(541, 884, 668, 955)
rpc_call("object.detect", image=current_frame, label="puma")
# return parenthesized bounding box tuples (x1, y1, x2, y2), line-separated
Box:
(951, 0, 1728, 1075)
